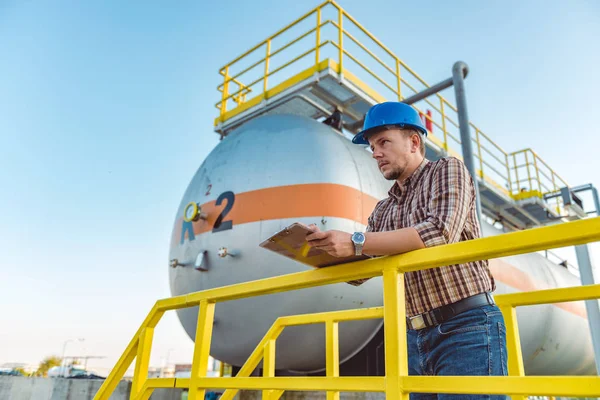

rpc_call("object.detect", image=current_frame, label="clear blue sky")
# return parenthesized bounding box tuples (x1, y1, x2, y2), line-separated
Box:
(1, 0, 599, 375)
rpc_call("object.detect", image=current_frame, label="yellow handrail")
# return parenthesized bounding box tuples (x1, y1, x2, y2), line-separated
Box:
(218, 1, 328, 71)
(212, 0, 570, 209)
(95, 217, 600, 400)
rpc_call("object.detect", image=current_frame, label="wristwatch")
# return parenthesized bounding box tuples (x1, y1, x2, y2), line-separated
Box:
(351, 232, 366, 256)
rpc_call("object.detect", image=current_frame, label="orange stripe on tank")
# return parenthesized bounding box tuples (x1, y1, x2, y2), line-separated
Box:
(490, 259, 587, 318)
(172, 183, 380, 242)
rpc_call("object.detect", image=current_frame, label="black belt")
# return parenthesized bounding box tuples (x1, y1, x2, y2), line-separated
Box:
(406, 292, 495, 330)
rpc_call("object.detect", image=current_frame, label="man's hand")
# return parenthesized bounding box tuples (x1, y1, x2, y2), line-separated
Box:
(306, 228, 354, 257)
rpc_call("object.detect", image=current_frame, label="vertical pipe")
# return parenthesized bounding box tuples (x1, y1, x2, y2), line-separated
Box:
(315, 8, 321, 67)
(575, 244, 600, 375)
(383, 268, 408, 400)
(264, 40, 271, 97)
(326, 320, 340, 400)
(452, 61, 482, 222)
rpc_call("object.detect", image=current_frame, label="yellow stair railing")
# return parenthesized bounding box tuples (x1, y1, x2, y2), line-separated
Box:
(213, 0, 568, 209)
(94, 217, 600, 400)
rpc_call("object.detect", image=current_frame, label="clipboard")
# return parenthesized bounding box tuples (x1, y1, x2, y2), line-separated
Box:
(259, 222, 370, 268)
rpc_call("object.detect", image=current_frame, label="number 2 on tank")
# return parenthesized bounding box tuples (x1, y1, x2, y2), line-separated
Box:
(213, 191, 235, 233)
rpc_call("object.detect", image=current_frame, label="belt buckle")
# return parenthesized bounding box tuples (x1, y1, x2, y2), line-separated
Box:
(409, 314, 426, 330)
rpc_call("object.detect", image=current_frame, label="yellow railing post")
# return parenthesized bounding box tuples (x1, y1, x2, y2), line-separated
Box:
(498, 304, 526, 400)
(220, 67, 230, 121)
(551, 170, 561, 213)
(396, 58, 402, 101)
(475, 128, 484, 178)
(189, 300, 216, 400)
(315, 8, 321, 67)
(263, 339, 277, 400)
(524, 151, 532, 194)
(383, 268, 408, 400)
(338, 7, 343, 74)
(532, 153, 542, 195)
(326, 320, 340, 400)
(130, 328, 154, 400)
(264, 40, 271, 97)
(440, 99, 448, 152)
(505, 153, 512, 196)
(513, 153, 520, 194)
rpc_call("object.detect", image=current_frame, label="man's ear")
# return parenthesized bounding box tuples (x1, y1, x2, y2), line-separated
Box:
(411, 133, 420, 153)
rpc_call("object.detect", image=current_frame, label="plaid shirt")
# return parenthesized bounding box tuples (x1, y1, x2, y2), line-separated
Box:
(352, 157, 495, 317)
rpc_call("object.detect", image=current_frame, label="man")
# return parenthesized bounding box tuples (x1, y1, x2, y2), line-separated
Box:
(322, 106, 343, 131)
(307, 102, 507, 399)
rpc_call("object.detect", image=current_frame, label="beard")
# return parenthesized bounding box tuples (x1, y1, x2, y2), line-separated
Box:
(382, 163, 405, 181)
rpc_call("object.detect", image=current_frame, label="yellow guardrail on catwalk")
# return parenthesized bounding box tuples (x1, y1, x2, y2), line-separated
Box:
(94, 217, 600, 400)
(213, 0, 567, 206)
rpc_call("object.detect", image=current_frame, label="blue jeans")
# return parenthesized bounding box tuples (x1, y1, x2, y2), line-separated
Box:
(407, 304, 508, 400)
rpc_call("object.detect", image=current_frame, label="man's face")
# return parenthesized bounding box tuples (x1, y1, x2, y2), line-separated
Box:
(367, 128, 417, 181)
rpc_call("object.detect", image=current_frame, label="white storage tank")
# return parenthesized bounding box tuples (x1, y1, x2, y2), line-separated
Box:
(169, 114, 594, 375)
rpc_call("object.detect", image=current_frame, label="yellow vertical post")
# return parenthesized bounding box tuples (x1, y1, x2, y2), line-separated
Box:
(326, 320, 340, 400)
(220, 67, 230, 121)
(396, 58, 402, 101)
(189, 300, 216, 400)
(130, 328, 154, 400)
(532, 152, 542, 195)
(513, 153, 520, 194)
(524, 151, 532, 193)
(551, 170, 560, 213)
(498, 305, 525, 400)
(338, 7, 343, 74)
(440, 98, 448, 152)
(264, 40, 271, 97)
(315, 8, 321, 67)
(475, 129, 484, 178)
(263, 339, 276, 400)
(383, 268, 408, 400)
(505, 153, 512, 197)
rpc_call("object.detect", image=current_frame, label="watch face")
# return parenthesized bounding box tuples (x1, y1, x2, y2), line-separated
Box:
(352, 232, 365, 244)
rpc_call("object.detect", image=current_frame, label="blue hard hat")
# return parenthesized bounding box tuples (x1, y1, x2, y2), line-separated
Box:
(352, 102, 427, 145)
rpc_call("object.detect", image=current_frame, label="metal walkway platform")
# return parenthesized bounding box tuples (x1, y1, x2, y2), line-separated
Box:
(211, 0, 583, 231)
(215, 60, 376, 139)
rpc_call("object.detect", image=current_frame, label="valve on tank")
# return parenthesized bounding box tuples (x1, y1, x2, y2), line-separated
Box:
(218, 247, 239, 258)
(184, 201, 208, 222)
